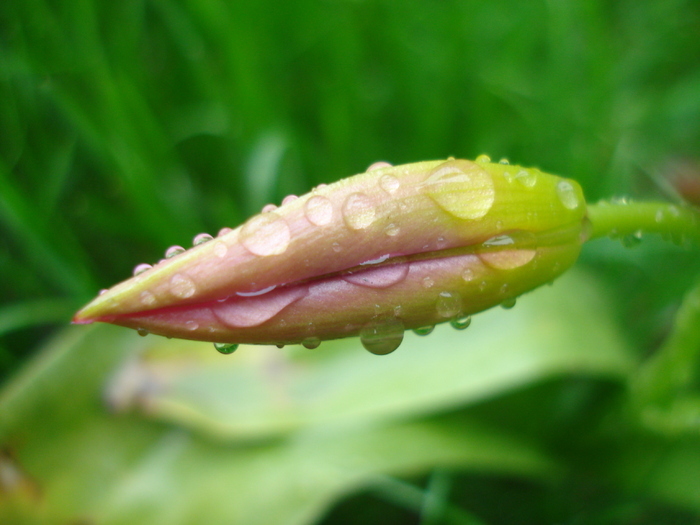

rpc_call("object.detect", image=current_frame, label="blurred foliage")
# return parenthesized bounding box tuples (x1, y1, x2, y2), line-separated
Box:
(1, 0, 700, 523)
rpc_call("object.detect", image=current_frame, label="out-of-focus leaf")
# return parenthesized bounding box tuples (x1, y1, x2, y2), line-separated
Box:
(104, 269, 634, 440)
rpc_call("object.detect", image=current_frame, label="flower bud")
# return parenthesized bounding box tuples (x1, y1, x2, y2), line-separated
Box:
(73, 157, 587, 353)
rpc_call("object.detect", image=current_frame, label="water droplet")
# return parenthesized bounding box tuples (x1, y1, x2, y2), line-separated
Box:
(213, 241, 228, 258)
(99, 289, 108, 295)
(450, 315, 472, 330)
(212, 287, 307, 328)
(360, 318, 405, 355)
(185, 320, 199, 331)
(462, 268, 475, 282)
(360, 254, 391, 265)
(302, 337, 321, 349)
(133, 263, 152, 276)
(501, 298, 517, 309)
(556, 180, 580, 209)
(165, 245, 186, 258)
(515, 169, 537, 188)
(422, 160, 495, 220)
(137, 328, 149, 337)
(240, 212, 291, 256)
(236, 285, 277, 297)
(193, 233, 213, 246)
(422, 276, 435, 289)
(621, 230, 643, 248)
(215, 343, 239, 354)
(367, 161, 393, 172)
(483, 235, 515, 247)
(436, 291, 462, 318)
(478, 231, 537, 270)
(304, 195, 334, 226)
(342, 193, 376, 230)
(668, 205, 681, 217)
(499, 158, 509, 165)
(379, 173, 401, 194)
(261, 204, 278, 213)
(413, 325, 435, 336)
(170, 273, 196, 298)
(282, 194, 298, 205)
(331, 242, 342, 253)
(579, 218, 593, 243)
(475, 154, 491, 163)
(218, 227, 233, 237)
(140, 290, 156, 306)
(478, 281, 488, 292)
(384, 223, 400, 237)
(343, 264, 409, 288)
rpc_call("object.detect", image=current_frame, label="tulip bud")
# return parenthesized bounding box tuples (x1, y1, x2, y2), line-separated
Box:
(73, 157, 587, 354)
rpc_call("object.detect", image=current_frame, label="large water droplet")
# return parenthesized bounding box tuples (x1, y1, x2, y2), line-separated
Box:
(342, 193, 376, 230)
(450, 315, 472, 330)
(304, 195, 334, 226)
(193, 233, 213, 246)
(215, 343, 239, 354)
(515, 169, 537, 188)
(556, 180, 580, 209)
(367, 161, 393, 172)
(422, 160, 495, 220)
(240, 212, 291, 256)
(478, 231, 537, 270)
(165, 245, 186, 258)
(133, 263, 152, 276)
(343, 264, 409, 288)
(413, 325, 435, 336)
(302, 337, 321, 349)
(212, 287, 307, 328)
(360, 318, 405, 355)
(379, 173, 400, 194)
(436, 291, 462, 318)
(170, 273, 196, 298)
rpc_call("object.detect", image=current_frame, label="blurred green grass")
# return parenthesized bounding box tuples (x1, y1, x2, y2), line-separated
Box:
(1, 0, 700, 523)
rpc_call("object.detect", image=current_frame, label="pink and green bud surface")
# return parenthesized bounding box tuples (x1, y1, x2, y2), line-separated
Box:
(73, 157, 587, 354)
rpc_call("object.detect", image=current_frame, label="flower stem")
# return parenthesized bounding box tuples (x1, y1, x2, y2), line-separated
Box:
(586, 201, 700, 245)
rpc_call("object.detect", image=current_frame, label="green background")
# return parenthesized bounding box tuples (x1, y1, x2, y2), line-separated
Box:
(1, 0, 700, 523)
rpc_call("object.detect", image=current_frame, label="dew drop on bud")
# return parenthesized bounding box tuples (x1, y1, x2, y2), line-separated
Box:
(302, 337, 321, 349)
(165, 245, 186, 258)
(170, 273, 196, 298)
(240, 212, 291, 256)
(413, 325, 435, 336)
(515, 169, 537, 188)
(137, 328, 149, 337)
(214, 342, 239, 354)
(450, 315, 472, 330)
(342, 192, 376, 230)
(185, 320, 199, 331)
(193, 233, 213, 246)
(379, 173, 401, 194)
(140, 290, 156, 306)
(436, 291, 462, 318)
(217, 227, 233, 237)
(213, 241, 228, 258)
(499, 158, 509, 165)
(475, 154, 491, 163)
(384, 223, 400, 237)
(133, 263, 152, 276)
(556, 180, 580, 210)
(501, 297, 517, 309)
(366, 161, 393, 172)
(282, 194, 298, 205)
(360, 318, 405, 355)
(304, 195, 334, 226)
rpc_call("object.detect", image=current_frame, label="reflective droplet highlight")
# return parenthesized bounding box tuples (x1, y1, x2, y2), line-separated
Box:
(302, 337, 321, 349)
(185, 320, 199, 331)
(384, 223, 400, 237)
(413, 325, 435, 336)
(170, 273, 196, 298)
(304, 195, 334, 226)
(133, 263, 152, 276)
(165, 245, 186, 258)
(422, 160, 495, 220)
(556, 180, 580, 209)
(215, 343, 239, 354)
(360, 318, 405, 355)
(436, 291, 462, 318)
(240, 212, 291, 256)
(379, 173, 400, 194)
(193, 233, 213, 246)
(450, 315, 472, 330)
(342, 192, 376, 230)
(461, 268, 475, 282)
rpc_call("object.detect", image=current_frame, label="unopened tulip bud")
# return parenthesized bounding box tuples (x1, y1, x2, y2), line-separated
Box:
(73, 157, 587, 354)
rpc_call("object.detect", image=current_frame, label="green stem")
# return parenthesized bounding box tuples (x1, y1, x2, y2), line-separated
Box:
(586, 201, 700, 244)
